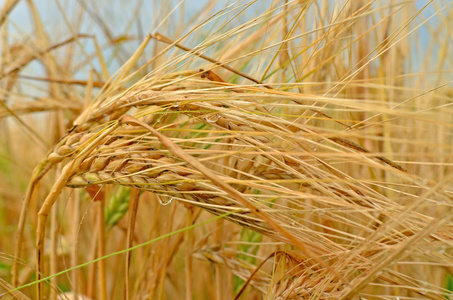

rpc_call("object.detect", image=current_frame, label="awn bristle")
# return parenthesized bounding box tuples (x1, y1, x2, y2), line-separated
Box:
(39, 73, 453, 297)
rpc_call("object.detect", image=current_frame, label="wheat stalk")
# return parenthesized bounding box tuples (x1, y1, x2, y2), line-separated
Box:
(5, 1, 451, 298)
(30, 75, 452, 298)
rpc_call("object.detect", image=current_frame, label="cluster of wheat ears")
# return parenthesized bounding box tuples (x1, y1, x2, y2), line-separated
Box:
(1, 0, 453, 299)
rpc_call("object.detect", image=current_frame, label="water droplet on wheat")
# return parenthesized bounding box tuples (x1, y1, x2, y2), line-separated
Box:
(205, 114, 221, 123)
(159, 196, 173, 206)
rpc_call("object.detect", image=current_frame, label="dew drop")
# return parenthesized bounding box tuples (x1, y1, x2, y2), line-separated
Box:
(172, 102, 179, 108)
(205, 114, 221, 123)
(159, 196, 173, 206)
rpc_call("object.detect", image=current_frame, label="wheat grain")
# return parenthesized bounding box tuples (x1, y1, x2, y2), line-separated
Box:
(6, 1, 449, 297)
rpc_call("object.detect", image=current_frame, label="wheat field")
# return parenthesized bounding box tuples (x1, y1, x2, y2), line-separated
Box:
(0, 0, 453, 299)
